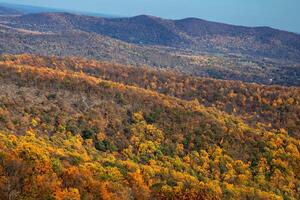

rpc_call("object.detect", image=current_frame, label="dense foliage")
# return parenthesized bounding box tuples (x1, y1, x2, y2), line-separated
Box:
(0, 55, 299, 199)
(1, 55, 299, 138)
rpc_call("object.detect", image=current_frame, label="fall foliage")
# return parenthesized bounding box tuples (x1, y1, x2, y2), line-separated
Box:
(0, 54, 299, 200)
(1, 54, 299, 138)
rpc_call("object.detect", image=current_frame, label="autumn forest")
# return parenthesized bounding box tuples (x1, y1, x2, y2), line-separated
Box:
(0, 3, 300, 200)
(0, 54, 298, 200)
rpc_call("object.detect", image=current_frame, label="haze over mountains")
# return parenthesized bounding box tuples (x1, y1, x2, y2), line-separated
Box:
(0, 5, 22, 15)
(0, 9, 299, 86)
(5, 12, 300, 60)
(0, 3, 119, 17)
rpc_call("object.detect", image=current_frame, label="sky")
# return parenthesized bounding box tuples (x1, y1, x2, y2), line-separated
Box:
(1, 0, 299, 33)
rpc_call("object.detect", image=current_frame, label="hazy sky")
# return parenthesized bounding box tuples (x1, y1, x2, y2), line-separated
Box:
(1, 0, 299, 33)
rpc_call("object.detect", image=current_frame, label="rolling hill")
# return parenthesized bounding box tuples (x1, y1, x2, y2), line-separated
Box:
(5, 12, 300, 61)
(0, 12, 300, 86)
(0, 54, 299, 199)
(2, 54, 299, 139)
(0, 2, 299, 200)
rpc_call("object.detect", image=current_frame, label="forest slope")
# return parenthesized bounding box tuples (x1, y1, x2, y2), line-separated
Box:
(0, 55, 299, 199)
(1, 54, 299, 139)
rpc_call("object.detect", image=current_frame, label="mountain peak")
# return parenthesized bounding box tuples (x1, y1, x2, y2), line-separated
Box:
(0, 6, 22, 15)
(132, 14, 160, 19)
(129, 14, 165, 23)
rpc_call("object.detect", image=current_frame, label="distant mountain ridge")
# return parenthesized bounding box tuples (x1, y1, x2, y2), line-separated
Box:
(0, 3, 119, 18)
(4, 12, 300, 61)
(0, 11, 299, 86)
(0, 6, 22, 15)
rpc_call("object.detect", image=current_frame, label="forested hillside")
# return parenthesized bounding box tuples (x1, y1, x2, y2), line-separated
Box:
(2, 54, 299, 138)
(0, 4, 299, 199)
(0, 55, 299, 200)
(1, 12, 300, 86)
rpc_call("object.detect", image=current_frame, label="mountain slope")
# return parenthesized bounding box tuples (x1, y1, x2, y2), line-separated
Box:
(1, 14, 299, 86)
(5, 12, 300, 61)
(2, 54, 299, 139)
(0, 54, 299, 199)
(0, 4, 299, 200)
